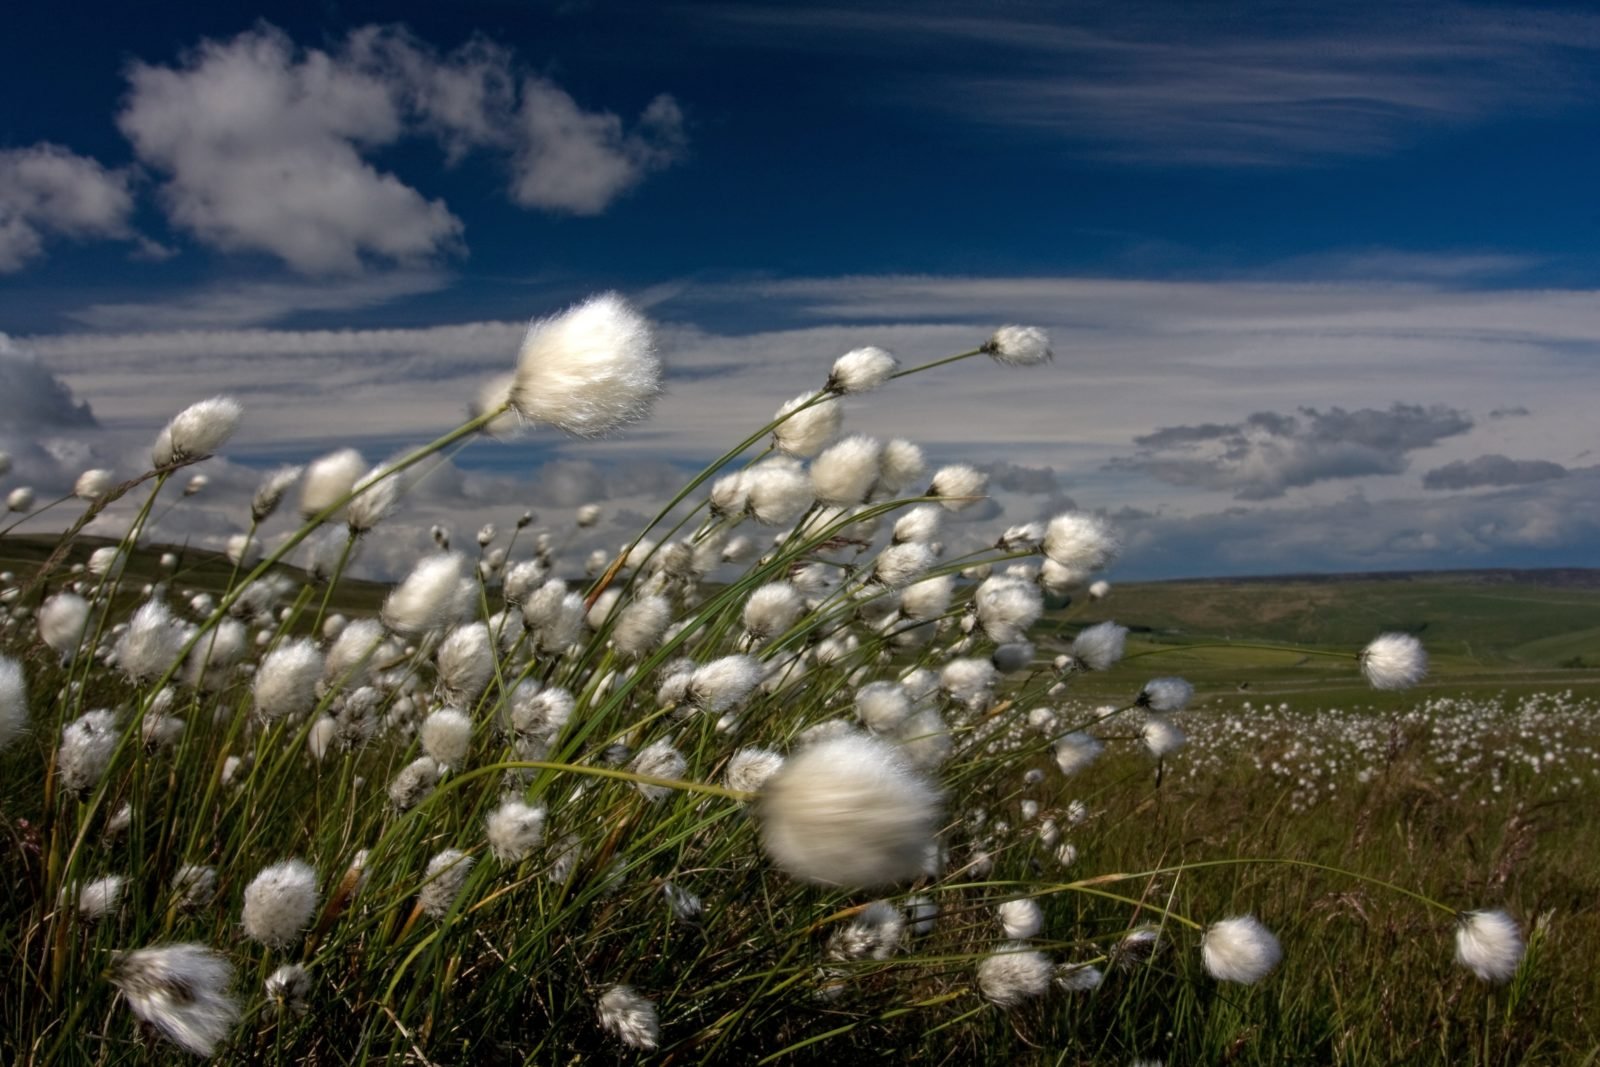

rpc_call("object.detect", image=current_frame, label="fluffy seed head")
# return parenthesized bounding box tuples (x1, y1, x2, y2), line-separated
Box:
(346, 464, 403, 532)
(110, 943, 240, 1056)
(266, 963, 311, 1014)
(38, 591, 90, 661)
(1360, 632, 1428, 690)
(298, 448, 366, 521)
(1070, 621, 1126, 671)
(1138, 677, 1194, 713)
(437, 623, 494, 704)
(742, 582, 804, 643)
(928, 464, 987, 511)
(510, 292, 661, 437)
(828, 900, 906, 960)
(487, 799, 546, 862)
(116, 599, 190, 684)
(611, 594, 672, 657)
(1455, 909, 1524, 983)
(153, 396, 242, 466)
(597, 985, 660, 1050)
(687, 655, 763, 712)
(1043, 512, 1119, 572)
(975, 575, 1042, 644)
(726, 747, 785, 793)
(630, 739, 688, 801)
(1141, 716, 1188, 757)
(420, 709, 473, 769)
(389, 756, 441, 810)
(855, 681, 912, 733)
(999, 898, 1044, 940)
(58, 709, 119, 793)
(74, 468, 114, 500)
(811, 434, 882, 505)
(1054, 732, 1105, 776)
(241, 859, 318, 949)
(383, 553, 465, 636)
(900, 573, 954, 622)
(871, 541, 936, 589)
(758, 733, 943, 888)
(0, 655, 27, 748)
(976, 944, 1053, 1006)
(1201, 915, 1283, 984)
(773, 392, 842, 457)
(252, 639, 323, 721)
(251, 465, 302, 523)
(878, 438, 926, 493)
(746, 458, 815, 525)
(827, 346, 898, 393)
(984, 325, 1053, 366)
(419, 849, 474, 918)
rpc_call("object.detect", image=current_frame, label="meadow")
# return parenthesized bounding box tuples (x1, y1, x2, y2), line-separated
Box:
(1, 296, 1596, 1065)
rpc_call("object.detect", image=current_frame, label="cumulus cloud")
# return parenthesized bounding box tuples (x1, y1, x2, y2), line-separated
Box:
(0, 336, 98, 431)
(0, 145, 135, 271)
(114, 25, 686, 274)
(1422, 453, 1567, 491)
(1113, 403, 1474, 500)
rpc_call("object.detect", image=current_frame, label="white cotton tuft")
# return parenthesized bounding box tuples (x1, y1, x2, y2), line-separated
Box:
(487, 799, 546, 862)
(975, 575, 1042, 644)
(726, 747, 785, 794)
(266, 963, 312, 1014)
(893, 504, 942, 544)
(772, 392, 841, 457)
(597, 984, 660, 1050)
(389, 756, 441, 810)
(629, 739, 688, 801)
(75, 874, 126, 919)
(611, 595, 672, 657)
(1043, 512, 1119, 572)
(976, 944, 1054, 1006)
(999, 898, 1044, 940)
(742, 582, 804, 643)
(346, 464, 403, 533)
(878, 438, 926, 493)
(421, 708, 473, 770)
(241, 859, 318, 949)
(900, 574, 954, 621)
(252, 638, 322, 721)
(941, 657, 997, 707)
(38, 591, 90, 662)
(746, 457, 814, 525)
(74, 468, 114, 500)
(828, 346, 898, 394)
(855, 681, 912, 733)
(152, 396, 242, 466)
(687, 655, 763, 712)
(510, 292, 661, 437)
(1201, 915, 1282, 984)
(0, 655, 28, 748)
(58, 709, 118, 793)
(251, 464, 302, 523)
(1054, 732, 1105, 776)
(437, 623, 493, 704)
(324, 618, 384, 690)
(1139, 677, 1194, 713)
(1360, 633, 1428, 690)
(928, 464, 987, 511)
(1070, 622, 1126, 671)
(1088, 579, 1111, 600)
(116, 599, 191, 684)
(382, 553, 465, 636)
(872, 541, 935, 589)
(110, 943, 239, 1057)
(828, 900, 906, 960)
(298, 448, 366, 522)
(758, 733, 943, 888)
(810, 435, 882, 505)
(984, 325, 1053, 366)
(1140, 716, 1187, 757)
(419, 849, 474, 918)
(1455, 909, 1524, 983)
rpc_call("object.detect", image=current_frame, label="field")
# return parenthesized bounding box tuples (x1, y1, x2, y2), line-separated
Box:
(2, 324, 1599, 1066)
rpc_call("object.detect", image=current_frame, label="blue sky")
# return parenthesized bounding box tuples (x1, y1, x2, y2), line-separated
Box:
(3, 0, 1599, 579)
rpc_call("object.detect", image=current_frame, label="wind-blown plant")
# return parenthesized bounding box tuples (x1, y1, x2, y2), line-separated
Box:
(0, 292, 1532, 1063)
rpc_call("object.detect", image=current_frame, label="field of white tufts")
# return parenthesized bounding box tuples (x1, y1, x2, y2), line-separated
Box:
(0, 294, 1592, 1064)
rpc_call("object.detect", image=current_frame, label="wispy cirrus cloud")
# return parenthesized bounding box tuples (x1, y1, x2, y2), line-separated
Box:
(697, 2, 1600, 164)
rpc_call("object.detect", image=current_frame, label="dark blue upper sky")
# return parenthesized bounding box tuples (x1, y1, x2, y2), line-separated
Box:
(3, 0, 1599, 578)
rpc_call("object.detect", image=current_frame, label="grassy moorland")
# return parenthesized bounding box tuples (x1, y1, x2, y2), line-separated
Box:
(1, 311, 1597, 1065)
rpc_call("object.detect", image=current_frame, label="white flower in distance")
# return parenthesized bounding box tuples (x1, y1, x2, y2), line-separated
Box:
(827, 346, 898, 394)
(1042, 512, 1119, 573)
(241, 859, 318, 949)
(38, 591, 90, 662)
(1201, 915, 1282, 984)
(110, 943, 239, 1057)
(510, 292, 660, 437)
(758, 733, 943, 888)
(976, 943, 1053, 1006)
(983, 325, 1052, 366)
(1455, 909, 1524, 983)
(152, 396, 242, 466)
(597, 984, 660, 1050)
(1360, 633, 1428, 691)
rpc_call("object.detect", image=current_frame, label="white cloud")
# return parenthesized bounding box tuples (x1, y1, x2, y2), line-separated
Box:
(69, 269, 454, 330)
(0, 145, 135, 271)
(112, 25, 687, 275)
(118, 26, 463, 275)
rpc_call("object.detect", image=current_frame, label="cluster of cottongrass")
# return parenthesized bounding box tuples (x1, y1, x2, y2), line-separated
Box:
(0, 294, 1531, 1062)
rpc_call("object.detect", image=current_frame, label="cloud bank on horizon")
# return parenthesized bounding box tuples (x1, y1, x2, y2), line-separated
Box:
(2, 2, 1598, 579)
